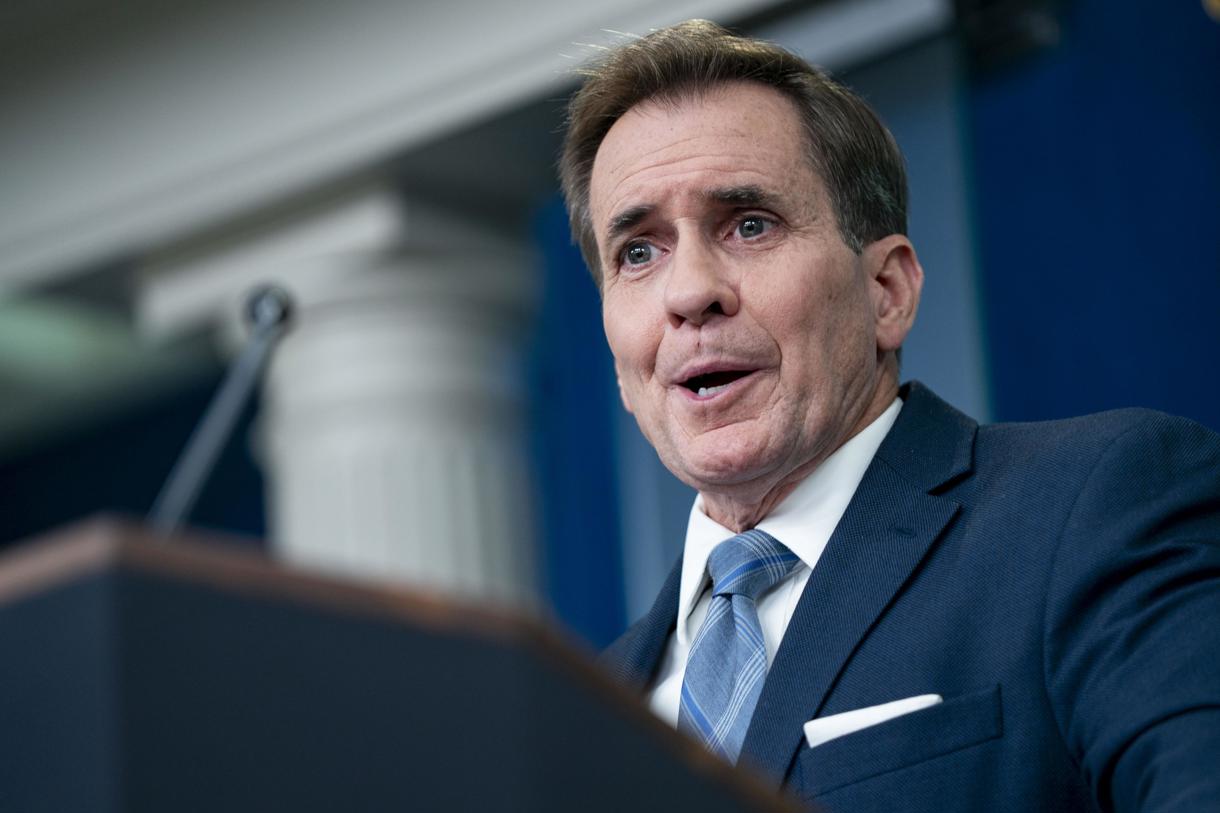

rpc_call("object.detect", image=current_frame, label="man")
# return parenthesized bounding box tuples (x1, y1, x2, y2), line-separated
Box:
(558, 19, 1220, 813)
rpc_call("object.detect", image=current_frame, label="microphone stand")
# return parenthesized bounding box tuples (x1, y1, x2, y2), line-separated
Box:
(147, 286, 292, 537)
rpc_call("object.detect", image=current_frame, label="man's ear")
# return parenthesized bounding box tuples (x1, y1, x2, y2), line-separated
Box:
(614, 363, 634, 414)
(864, 235, 923, 353)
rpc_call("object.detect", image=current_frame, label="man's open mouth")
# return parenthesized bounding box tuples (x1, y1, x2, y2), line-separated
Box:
(681, 369, 754, 398)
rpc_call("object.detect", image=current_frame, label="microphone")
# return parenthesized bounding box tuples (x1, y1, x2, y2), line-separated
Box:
(147, 285, 292, 537)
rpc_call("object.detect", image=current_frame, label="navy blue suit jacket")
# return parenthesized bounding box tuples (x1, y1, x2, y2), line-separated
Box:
(603, 382, 1220, 812)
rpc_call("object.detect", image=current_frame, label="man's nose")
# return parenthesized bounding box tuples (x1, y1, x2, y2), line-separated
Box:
(663, 240, 740, 328)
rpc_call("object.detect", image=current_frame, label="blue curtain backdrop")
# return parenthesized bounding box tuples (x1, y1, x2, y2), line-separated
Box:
(968, 1, 1220, 429)
(530, 200, 627, 649)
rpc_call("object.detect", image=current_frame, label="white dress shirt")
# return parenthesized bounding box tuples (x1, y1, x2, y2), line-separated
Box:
(648, 398, 903, 727)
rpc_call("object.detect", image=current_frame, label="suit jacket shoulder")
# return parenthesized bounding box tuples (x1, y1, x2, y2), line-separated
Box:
(603, 383, 1220, 813)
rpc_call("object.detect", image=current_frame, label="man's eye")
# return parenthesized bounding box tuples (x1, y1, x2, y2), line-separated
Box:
(737, 217, 772, 239)
(622, 242, 655, 266)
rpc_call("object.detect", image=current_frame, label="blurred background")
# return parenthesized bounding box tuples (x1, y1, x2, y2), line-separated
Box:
(1, 0, 1216, 649)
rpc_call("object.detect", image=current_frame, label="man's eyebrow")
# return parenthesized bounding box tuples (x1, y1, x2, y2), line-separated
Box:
(705, 185, 779, 208)
(604, 186, 783, 244)
(607, 205, 654, 243)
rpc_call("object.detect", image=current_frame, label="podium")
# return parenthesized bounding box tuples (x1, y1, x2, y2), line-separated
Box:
(0, 519, 800, 812)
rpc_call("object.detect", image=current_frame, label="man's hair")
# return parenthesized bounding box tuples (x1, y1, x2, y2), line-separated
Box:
(559, 19, 908, 285)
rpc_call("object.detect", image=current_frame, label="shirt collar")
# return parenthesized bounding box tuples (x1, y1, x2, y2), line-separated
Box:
(675, 397, 903, 648)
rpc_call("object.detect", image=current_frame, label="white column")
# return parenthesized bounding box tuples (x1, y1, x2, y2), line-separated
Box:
(138, 189, 539, 606)
(262, 252, 538, 606)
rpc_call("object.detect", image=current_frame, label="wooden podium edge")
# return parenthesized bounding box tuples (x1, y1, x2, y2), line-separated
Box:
(0, 515, 807, 813)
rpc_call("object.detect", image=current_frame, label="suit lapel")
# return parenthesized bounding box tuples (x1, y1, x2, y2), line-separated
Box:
(738, 383, 976, 782)
(600, 555, 682, 690)
(738, 467, 960, 780)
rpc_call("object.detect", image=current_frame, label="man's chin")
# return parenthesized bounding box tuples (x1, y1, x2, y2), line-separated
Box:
(665, 444, 782, 494)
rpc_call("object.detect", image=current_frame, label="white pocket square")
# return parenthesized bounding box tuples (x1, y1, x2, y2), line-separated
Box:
(803, 693, 943, 748)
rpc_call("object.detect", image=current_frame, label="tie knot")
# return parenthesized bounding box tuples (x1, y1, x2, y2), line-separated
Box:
(706, 529, 800, 601)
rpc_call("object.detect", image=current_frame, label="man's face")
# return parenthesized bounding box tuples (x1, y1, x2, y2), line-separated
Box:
(590, 81, 891, 499)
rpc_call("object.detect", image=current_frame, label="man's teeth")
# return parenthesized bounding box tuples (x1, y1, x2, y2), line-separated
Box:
(697, 383, 732, 398)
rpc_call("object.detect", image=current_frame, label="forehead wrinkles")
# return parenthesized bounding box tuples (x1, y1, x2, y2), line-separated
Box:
(591, 126, 807, 236)
(590, 85, 810, 214)
(599, 167, 782, 238)
(599, 121, 756, 176)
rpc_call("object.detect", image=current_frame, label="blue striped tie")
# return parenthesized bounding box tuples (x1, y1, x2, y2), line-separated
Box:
(678, 529, 800, 763)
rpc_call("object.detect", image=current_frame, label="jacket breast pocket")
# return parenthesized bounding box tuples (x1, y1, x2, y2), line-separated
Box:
(790, 684, 1003, 798)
